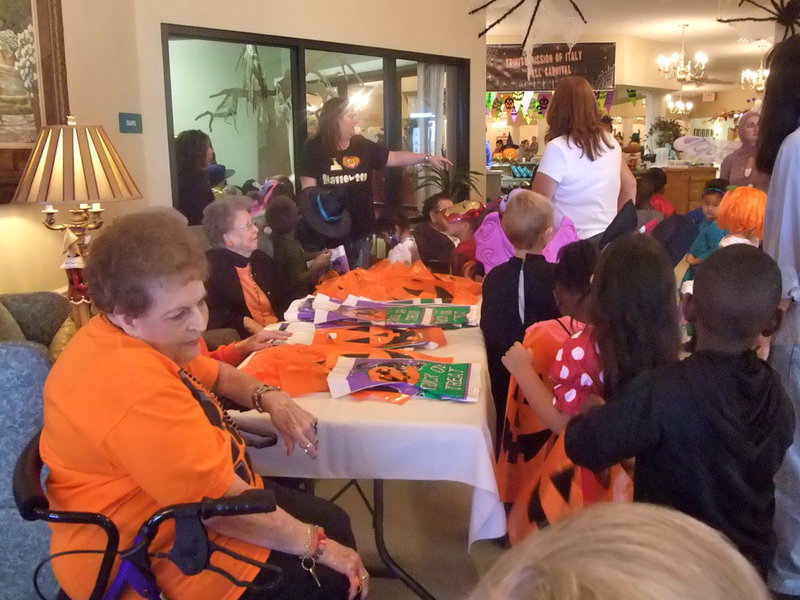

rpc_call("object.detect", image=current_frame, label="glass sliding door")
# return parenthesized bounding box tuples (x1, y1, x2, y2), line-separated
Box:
(167, 38, 294, 191)
(400, 60, 462, 206)
(163, 25, 470, 215)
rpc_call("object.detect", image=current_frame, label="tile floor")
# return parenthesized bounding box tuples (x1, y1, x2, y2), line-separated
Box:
(316, 479, 506, 600)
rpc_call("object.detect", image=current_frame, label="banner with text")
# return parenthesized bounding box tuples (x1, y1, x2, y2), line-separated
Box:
(487, 43, 616, 92)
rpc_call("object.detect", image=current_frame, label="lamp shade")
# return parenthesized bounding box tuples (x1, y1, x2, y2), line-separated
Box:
(12, 119, 141, 205)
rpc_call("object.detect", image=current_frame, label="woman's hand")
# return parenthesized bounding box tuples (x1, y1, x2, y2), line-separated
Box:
(235, 329, 292, 356)
(501, 342, 534, 377)
(318, 540, 369, 599)
(427, 155, 453, 169)
(311, 250, 333, 270)
(260, 391, 319, 458)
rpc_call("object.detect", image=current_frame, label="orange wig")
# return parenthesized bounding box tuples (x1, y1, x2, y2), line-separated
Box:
(716, 186, 767, 240)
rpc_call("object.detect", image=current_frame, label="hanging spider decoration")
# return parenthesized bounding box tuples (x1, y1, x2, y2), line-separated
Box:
(717, 0, 800, 38)
(468, 0, 588, 48)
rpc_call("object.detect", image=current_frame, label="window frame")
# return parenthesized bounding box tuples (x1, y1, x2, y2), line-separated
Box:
(161, 23, 470, 207)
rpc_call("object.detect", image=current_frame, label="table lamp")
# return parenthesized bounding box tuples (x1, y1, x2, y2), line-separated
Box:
(11, 115, 142, 325)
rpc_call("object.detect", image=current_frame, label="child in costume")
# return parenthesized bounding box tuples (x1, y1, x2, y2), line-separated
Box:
(445, 200, 486, 277)
(717, 185, 768, 248)
(481, 191, 560, 448)
(495, 240, 597, 507)
(642, 167, 676, 217)
(683, 178, 729, 283)
(565, 245, 794, 577)
(634, 170, 665, 231)
(266, 195, 331, 300)
(502, 233, 681, 542)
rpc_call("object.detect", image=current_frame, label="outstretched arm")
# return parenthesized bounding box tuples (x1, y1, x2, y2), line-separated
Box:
(386, 151, 452, 170)
(565, 371, 659, 470)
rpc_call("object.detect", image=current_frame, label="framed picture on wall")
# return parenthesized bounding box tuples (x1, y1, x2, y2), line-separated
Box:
(0, 0, 69, 203)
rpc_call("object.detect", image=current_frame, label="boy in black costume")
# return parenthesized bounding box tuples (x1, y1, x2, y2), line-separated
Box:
(565, 244, 794, 576)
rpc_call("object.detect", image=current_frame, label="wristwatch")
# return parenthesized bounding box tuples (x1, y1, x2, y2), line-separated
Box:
(423, 153, 431, 164)
(252, 384, 282, 413)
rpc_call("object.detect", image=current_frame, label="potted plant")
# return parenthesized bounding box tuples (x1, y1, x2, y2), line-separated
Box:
(647, 117, 684, 149)
(414, 166, 483, 202)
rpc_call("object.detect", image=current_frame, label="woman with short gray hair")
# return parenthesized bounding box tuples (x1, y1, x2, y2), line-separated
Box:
(203, 196, 288, 337)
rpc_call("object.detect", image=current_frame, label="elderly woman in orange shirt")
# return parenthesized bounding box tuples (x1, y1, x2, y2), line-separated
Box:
(41, 211, 368, 600)
(204, 197, 290, 338)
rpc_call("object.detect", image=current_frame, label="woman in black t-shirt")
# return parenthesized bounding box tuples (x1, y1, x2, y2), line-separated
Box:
(298, 96, 451, 268)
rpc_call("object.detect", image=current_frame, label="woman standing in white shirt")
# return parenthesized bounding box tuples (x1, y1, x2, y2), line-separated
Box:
(532, 76, 636, 240)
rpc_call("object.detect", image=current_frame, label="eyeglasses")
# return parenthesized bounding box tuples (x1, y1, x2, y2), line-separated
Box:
(234, 221, 257, 230)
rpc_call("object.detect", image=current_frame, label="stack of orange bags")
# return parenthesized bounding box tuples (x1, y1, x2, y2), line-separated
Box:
(316, 260, 481, 305)
(241, 343, 448, 398)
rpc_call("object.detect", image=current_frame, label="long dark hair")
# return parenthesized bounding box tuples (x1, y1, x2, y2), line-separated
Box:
(175, 129, 211, 176)
(313, 97, 349, 157)
(589, 233, 680, 396)
(756, 35, 800, 175)
(546, 76, 613, 161)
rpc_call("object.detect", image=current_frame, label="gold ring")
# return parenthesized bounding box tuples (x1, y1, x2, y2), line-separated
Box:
(360, 573, 369, 580)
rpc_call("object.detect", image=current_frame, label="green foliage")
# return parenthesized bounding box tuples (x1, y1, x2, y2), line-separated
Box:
(414, 167, 483, 202)
(647, 117, 684, 148)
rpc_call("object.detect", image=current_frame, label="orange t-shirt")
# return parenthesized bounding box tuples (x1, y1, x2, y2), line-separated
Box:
(236, 264, 277, 327)
(40, 316, 268, 600)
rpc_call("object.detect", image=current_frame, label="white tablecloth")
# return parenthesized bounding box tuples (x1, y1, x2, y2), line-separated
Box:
(234, 327, 507, 547)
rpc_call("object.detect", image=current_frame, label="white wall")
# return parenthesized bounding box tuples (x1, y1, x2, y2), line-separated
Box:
(0, 0, 486, 293)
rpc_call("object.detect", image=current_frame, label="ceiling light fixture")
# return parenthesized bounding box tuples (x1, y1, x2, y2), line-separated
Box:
(741, 41, 770, 93)
(657, 24, 708, 84)
(665, 94, 693, 115)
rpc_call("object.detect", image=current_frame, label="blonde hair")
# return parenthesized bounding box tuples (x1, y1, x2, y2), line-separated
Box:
(468, 503, 770, 600)
(502, 191, 553, 251)
(716, 186, 768, 240)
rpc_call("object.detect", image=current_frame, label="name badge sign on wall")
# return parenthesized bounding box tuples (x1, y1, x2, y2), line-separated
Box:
(486, 43, 616, 92)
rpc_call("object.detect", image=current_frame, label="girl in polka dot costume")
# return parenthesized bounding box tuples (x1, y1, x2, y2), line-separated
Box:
(503, 234, 681, 538)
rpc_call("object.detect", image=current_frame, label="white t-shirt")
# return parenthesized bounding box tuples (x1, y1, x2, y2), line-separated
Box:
(538, 134, 622, 239)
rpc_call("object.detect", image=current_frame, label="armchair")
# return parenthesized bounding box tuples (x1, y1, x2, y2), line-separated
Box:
(0, 291, 70, 598)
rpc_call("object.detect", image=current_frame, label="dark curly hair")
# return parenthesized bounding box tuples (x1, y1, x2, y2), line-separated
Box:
(86, 212, 208, 317)
(589, 233, 680, 396)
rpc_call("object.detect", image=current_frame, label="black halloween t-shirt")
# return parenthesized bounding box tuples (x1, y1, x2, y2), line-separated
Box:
(298, 135, 389, 236)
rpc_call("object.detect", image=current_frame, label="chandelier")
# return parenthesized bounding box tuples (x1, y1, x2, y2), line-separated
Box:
(665, 94, 693, 115)
(741, 42, 770, 93)
(657, 24, 708, 84)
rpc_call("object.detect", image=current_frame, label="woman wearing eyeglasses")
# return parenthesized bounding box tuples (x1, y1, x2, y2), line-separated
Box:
(203, 197, 289, 338)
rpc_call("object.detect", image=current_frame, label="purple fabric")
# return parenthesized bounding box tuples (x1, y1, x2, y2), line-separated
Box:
(474, 212, 514, 274)
(543, 216, 580, 263)
(474, 212, 581, 271)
